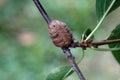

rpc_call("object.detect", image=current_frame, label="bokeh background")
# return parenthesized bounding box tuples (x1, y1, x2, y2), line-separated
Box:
(0, 0, 120, 80)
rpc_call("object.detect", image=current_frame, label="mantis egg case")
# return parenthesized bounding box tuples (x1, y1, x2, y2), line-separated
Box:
(48, 20, 74, 48)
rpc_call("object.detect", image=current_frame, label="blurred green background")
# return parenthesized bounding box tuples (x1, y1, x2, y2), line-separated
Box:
(0, 0, 120, 80)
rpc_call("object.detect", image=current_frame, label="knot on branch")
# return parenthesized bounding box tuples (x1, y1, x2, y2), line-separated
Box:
(70, 39, 97, 50)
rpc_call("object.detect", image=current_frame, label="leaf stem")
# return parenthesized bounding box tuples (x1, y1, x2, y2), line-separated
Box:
(63, 68, 73, 79)
(91, 47, 120, 51)
(85, 0, 116, 41)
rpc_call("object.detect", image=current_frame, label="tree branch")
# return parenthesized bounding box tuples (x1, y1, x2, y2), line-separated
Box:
(62, 48, 86, 80)
(33, 0, 51, 24)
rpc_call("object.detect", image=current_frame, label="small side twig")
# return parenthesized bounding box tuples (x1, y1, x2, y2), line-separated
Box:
(62, 48, 86, 80)
(91, 39, 120, 46)
(70, 39, 120, 49)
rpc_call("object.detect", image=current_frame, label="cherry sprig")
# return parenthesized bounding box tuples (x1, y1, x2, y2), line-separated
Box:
(33, 0, 120, 80)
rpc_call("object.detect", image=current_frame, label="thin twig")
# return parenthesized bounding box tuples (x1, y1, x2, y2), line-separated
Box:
(70, 39, 120, 49)
(92, 39, 120, 46)
(62, 48, 86, 80)
(33, 0, 51, 24)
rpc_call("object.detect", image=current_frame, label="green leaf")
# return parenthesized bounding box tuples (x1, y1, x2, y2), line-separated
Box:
(46, 66, 73, 80)
(86, 0, 118, 41)
(96, 0, 120, 21)
(82, 29, 94, 40)
(108, 24, 120, 64)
